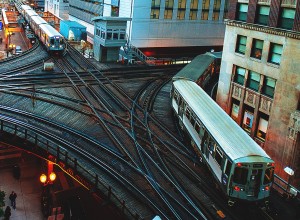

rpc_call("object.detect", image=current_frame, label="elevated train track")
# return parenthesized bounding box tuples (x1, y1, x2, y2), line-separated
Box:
(0, 39, 288, 219)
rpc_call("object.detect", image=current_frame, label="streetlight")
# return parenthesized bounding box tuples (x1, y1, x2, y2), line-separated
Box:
(39, 172, 56, 185)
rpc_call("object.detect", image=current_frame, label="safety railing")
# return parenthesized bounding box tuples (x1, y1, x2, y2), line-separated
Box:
(0, 118, 141, 220)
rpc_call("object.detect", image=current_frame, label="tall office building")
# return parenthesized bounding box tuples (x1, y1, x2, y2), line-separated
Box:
(216, 0, 300, 186)
(46, 0, 229, 57)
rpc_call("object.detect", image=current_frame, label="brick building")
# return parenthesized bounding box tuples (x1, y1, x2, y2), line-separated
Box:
(216, 0, 300, 187)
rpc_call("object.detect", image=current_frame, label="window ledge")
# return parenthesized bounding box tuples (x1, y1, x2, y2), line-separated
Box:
(235, 52, 245, 58)
(266, 62, 280, 69)
(249, 57, 262, 63)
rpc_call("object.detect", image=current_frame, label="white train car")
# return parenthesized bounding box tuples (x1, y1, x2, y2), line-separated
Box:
(30, 15, 47, 36)
(171, 79, 275, 205)
(38, 23, 65, 53)
(20, 4, 65, 55)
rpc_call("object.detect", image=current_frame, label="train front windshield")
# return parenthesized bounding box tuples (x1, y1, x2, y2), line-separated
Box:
(50, 37, 64, 48)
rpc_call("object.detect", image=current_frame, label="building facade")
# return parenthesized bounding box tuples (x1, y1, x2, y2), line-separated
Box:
(216, 0, 300, 186)
(46, 0, 230, 57)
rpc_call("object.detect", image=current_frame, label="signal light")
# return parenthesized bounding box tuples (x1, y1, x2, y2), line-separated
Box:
(237, 163, 242, 167)
(234, 186, 240, 191)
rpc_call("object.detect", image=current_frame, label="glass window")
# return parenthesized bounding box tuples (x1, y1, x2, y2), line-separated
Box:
(185, 108, 191, 119)
(201, 0, 210, 20)
(195, 123, 200, 133)
(251, 39, 263, 59)
(107, 32, 112, 40)
(237, 3, 248, 21)
(231, 102, 239, 122)
(255, 5, 269, 25)
(256, 117, 268, 141)
(177, 9, 186, 19)
(151, 0, 161, 19)
(189, 0, 198, 20)
(279, 8, 295, 30)
(234, 66, 246, 85)
(201, 10, 209, 20)
(247, 71, 260, 91)
(190, 0, 199, 9)
(262, 76, 276, 98)
(263, 167, 274, 184)
(268, 43, 283, 65)
(233, 167, 248, 185)
(225, 160, 232, 176)
(215, 147, 223, 166)
(165, 0, 174, 19)
(190, 115, 195, 126)
(236, 35, 247, 55)
(212, 12, 219, 20)
(177, 0, 186, 19)
(242, 110, 254, 133)
(224, 0, 229, 19)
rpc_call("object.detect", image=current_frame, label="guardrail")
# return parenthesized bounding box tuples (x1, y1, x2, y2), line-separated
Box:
(273, 174, 299, 199)
(0, 118, 141, 220)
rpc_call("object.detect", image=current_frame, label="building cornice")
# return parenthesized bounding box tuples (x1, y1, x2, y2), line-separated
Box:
(224, 19, 300, 40)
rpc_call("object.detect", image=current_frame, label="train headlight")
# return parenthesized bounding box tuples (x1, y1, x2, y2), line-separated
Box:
(51, 45, 55, 48)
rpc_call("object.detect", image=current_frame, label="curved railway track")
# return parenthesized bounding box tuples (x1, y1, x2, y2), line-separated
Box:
(0, 42, 277, 220)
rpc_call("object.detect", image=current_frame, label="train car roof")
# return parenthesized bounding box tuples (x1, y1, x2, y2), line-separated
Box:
(39, 24, 63, 38)
(173, 80, 272, 162)
(25, 10, 39, 17)
(31, 15, 47, 25)
(21, 5, 33, 11)
(173, 54, 215, 82)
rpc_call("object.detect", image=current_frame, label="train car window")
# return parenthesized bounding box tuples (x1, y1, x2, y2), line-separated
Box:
(195, 123, 200, 133)
(178, 97, 183, 106)
(225, 160, 232, 176)
(215, 147, 223, 166)
(201, 130, 208, 152)
(190, 115, 195, 126)
(185, 108, 191, 119)
(50, 39, 54, 44)
(263, 167, 274, 184)
(199, 126, 205, 137)
(208, 138, 215, 155)
(233, 167, 248, 185)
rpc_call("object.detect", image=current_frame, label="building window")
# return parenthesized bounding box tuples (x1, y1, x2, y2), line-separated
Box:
(177, 0, 186, 19)
(189, 0, 198, 20)
(201, 0, 210, 20)
(242, 109, 254, 133)
(268, 43, 283, 65)
(212, 0, 221, 20)
(279, 8, 295, 30)
(256, 115, 269, 141)
(262, 77, 276, 98)
(255, 5, 269, 25)
(164, 0, 174, 19)
(231, 100, 240, 122)
(235, 66, 246, 85)
(151, 0, 161, 19)
(236, 35, 247, 55)
(224, 0, 229, 19)
(247, 71, 260, 92)
(251, 39, 263, 60)
(236, 3, 248, 21)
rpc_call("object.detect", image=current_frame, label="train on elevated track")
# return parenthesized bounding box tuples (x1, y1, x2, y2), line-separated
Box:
(170, 53, 275, 206)
(20, 5, 65, 55)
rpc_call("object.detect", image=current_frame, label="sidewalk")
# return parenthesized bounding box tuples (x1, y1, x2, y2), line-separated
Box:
(0, 28, 29, 59)
(0, 152, 46, 220)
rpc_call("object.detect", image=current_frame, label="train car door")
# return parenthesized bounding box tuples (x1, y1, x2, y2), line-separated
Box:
(247, 169, 262, 197)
